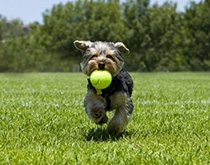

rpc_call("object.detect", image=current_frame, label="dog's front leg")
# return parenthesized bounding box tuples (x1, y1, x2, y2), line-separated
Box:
(83, 90, 108, 124)
(107, 106, 130, 134)
(107, 92, 133, 134)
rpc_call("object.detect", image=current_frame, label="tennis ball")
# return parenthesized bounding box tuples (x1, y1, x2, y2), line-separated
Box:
(90, 70, 112, 89)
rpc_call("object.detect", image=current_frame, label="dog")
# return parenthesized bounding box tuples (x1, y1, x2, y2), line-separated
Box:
(74, 40, 134, 135)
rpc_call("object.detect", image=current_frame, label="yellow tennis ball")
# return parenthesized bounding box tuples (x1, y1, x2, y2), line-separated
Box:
(90, 70, 112, 89)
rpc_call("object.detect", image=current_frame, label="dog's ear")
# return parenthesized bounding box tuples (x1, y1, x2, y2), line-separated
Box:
(115, 42, 130, 54)
(74, 40, 93, 52)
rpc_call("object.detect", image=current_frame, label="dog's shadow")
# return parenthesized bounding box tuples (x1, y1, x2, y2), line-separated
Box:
(82, 127, 133, 141)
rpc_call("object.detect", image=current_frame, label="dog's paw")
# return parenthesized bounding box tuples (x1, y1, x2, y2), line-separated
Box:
(96, 115, 108, 125)
(92, 109, 105, 119)
(107, 122, 124, 135)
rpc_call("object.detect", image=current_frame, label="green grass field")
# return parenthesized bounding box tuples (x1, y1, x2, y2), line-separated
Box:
(0, 72, 210, 164)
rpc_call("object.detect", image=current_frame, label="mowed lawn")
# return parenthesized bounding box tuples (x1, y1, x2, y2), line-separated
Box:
(0, 72, 210, 164)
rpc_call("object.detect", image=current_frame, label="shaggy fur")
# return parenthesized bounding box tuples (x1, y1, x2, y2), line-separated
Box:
(74, 40, 134, 134)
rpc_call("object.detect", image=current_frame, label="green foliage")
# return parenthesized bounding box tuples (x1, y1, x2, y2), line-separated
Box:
(0, 0, 210, 72)
(182, 1, 210, 71)
(0, 73, 210, 164)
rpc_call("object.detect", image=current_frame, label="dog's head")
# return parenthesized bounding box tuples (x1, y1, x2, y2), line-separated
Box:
(74, 40, 129, 76)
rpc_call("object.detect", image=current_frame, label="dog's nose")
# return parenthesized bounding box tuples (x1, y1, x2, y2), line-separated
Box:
(98, 62, 105, 70)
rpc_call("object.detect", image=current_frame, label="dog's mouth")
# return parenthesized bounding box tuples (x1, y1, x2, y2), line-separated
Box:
(86, 62, 121, 77)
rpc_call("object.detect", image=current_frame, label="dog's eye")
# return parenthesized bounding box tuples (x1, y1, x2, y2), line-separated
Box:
(106, 55, 112, 59)
(92, 55, 97, 58)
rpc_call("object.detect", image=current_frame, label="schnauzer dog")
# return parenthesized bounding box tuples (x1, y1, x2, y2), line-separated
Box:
(74, 40, 134, 135)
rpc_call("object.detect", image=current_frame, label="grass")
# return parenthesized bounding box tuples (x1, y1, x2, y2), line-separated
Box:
(0, 72, 210, 164)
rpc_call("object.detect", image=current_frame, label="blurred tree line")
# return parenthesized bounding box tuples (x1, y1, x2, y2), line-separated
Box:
(0, 0, 210, 72)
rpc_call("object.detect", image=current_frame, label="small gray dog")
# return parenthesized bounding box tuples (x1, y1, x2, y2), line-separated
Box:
(74, 40, 134, 134)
